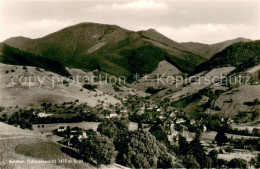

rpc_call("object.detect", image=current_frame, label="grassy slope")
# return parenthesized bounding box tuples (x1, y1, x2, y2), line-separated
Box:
(15, 141, 92, 169)
(0, 63, 119, 108)
(212, 85, 260, 117)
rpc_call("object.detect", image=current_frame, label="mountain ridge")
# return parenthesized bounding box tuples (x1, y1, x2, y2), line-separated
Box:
(1, 22, 255, 81)
(1, 22, 205, 80)
(182, 37, 253, 59)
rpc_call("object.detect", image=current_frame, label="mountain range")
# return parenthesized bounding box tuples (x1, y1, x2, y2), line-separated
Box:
(1, 22, 255, 80)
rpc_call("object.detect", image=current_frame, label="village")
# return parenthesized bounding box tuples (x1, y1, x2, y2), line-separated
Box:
(23, 94, 258, 168)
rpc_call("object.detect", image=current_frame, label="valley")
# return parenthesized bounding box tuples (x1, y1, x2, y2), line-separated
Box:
(0, 22, 259, 169)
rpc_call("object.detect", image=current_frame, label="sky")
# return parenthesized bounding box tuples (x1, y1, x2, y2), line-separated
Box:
(0, 0, 259, 44)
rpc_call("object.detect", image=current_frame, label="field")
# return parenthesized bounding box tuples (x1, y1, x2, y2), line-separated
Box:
(231, 123, 260, 132)
(218, 151, 257, 162)
(163, 67, 235, 100)
(14, 141, 94, 169)
(187, 130, 259, 162)
(0, 122, 68, 169)
(200, 131, 259, 142)
(0, 122, 36, 136)
(213, 84, 260, 115)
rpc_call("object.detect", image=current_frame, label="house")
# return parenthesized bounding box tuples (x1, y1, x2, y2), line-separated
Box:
(202, 125, 207, 132)
(120, 109, 128, 114)
(109, 112, 118, 118)
(182, 130, 192, 142)
(190, 119, 196, 125)
(176, 118, 186, 124)
(58, 126, 66, 132)
(222, 117, 234, 124)
(227, 118, 234, 124)
(37, 111, 53, 118)
(168, 124, 179, 139)
(147, 107, 153, 110)
(82, 131, 87, 138)
(170, 112, 175, 118)
(159, 115, 163, 119)
(70, 127, 83, 139)
(137, 107, 145, 114)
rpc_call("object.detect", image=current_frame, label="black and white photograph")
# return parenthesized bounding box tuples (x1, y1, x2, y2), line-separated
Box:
(0, 0, 259, 168)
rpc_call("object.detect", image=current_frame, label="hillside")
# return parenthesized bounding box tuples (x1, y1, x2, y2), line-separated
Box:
(2, 22, 206, 81)
(194, 40, 260, 74)
(0, 45, 70, 77)
(209, 84, 260, 116)
(129, 60, 182, 92)
(182, 37, 252, 59)
(0, 63, 120, 108)
(138, 29, 206, 65)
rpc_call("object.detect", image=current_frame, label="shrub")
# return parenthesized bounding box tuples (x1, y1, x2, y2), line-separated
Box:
(225, 146, 234, 153)
(36, 67, 41, 72)
(63, 80, 69, 87)
(228, 158, 247, 168)
(82, 83, 98, 91)
(113, 84, 122, 92)
(146, 86, 165, 94)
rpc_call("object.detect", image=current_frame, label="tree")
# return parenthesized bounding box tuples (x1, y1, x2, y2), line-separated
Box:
(8, 112, 19, 125)
(215, 130, 228, 146)
(97, 120, 117, 138)
(209, 149, 219, 168)
(70, 136, 80, 149)
(82, 83, 98, 91)
(149, 124, 168, 144)
(66, 126, 71, 139)
(80, 134, 116, 167)
(157, 142, 178, 168)
(254, 98, 260, 105)
(190, 134, 207, 168)
(1, 114, 8, 122)
(182, 155, 200, 169)
(178, 135, 190, 155)
(218, 159, 228, 168)
(204, 157, 213, 168)
(228, 158, 247, 168)
(250, 154, 260, 168)
(97, 117, 129, 139)
(252, 128, 260, 136)
(26, 122, 33, 130)
(117, 130, 160, 168)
